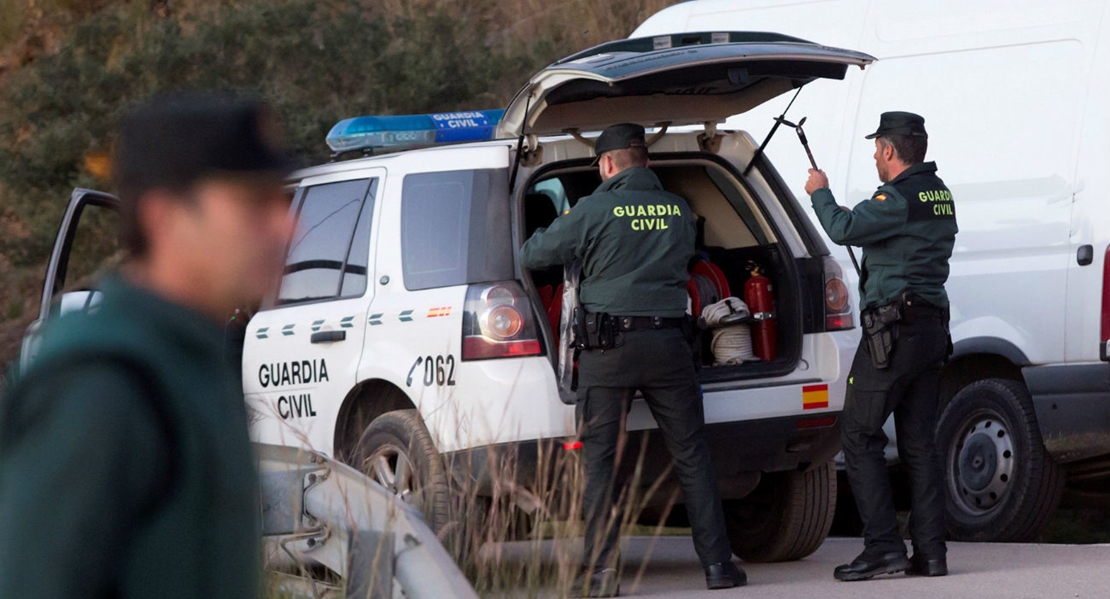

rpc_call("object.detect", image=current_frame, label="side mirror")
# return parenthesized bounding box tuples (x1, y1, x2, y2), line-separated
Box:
(18, 319, 44, 375)
(19, 291, 104, 375)
(55, 290, 103, 318)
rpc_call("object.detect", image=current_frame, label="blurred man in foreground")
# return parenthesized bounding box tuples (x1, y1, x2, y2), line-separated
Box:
(0, 91, 295, 598)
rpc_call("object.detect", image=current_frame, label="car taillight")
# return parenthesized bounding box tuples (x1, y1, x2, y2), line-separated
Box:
(462, 281, 543, 360)
(823, 256, 854, 331)
(1101, 245, 1110, 361)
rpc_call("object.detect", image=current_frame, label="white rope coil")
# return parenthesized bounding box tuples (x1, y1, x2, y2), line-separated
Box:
(702, 297, 757, 365)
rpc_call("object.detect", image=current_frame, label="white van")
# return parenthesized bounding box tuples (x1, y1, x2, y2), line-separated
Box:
(635, 0, 1110, 542)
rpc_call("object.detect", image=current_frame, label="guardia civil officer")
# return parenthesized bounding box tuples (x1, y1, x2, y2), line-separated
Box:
(804, 112, 957, 581)
(521, 124, 745, 597)
(0, 92, 296, 598)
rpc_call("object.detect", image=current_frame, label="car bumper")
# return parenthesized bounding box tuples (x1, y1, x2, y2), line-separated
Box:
(446, 412, 842, 500)
(1023, 362, 1110, 463)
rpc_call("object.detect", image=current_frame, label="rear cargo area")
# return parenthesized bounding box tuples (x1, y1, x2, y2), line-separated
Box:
(521, 155, 802, 383)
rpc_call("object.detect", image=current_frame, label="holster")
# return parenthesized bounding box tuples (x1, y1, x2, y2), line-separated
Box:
(861, 301, 903, 369)
(572, 308, 624, 350)
(680, 314, 702, 370)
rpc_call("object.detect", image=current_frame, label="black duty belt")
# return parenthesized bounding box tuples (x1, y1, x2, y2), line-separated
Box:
(610, 315, 686, 331)
(902, 296, 946, 320)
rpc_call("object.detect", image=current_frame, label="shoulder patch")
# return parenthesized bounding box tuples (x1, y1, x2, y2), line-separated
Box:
(873, 193, 887, 201)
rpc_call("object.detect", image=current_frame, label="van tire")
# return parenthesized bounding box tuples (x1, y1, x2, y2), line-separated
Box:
(350, 410, 453, 534)
(723, 461, 836, 562)
(937, 379, 1065, 542)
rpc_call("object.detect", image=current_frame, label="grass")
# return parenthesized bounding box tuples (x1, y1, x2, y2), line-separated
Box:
(448, 433, 680, 598)
(1040, 508, 1110, 545)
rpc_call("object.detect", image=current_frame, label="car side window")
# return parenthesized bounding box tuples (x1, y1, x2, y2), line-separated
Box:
(401, 171, 471, 290)
(279, 178, 376, 305)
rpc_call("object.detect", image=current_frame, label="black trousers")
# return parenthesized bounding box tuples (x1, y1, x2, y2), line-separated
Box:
(842, 310, 948, 558)
(576, 328, 732, 570)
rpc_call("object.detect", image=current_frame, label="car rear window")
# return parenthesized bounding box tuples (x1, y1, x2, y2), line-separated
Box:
(401, 168, 512, 290)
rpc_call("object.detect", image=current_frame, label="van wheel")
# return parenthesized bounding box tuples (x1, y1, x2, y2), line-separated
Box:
(350, 410, 452, 534)
(938, 379, 1065, 542)
(723, 461, 836, 562)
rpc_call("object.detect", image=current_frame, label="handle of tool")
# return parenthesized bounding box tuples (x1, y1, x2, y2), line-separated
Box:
(803, 145, 819, 171)
(796, 127, 819, 171)
(846, 245, 861, 276)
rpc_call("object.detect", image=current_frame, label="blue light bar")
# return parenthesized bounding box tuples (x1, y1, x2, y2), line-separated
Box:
(326, 109, 505, 154)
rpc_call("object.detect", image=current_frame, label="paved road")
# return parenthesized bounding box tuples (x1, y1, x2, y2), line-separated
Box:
(492, 536, 1110, 598)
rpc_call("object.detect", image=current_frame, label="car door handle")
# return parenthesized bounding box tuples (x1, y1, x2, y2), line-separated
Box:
(310, 330, 346, 343)
(1077, 244, 1094, 266)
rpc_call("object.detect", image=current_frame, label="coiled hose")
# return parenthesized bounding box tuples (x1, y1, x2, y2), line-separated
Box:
(701, 297, 756, 365)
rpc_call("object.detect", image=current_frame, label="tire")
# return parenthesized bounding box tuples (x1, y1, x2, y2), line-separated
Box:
(937, 379, 1065, 542)
(349, 409, 453, 534)
(723, 461, 837, 562)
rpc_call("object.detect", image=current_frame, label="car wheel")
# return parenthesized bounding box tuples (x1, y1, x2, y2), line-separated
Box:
(723, 461, 836, 562)
(937, 379, 1065, 542)
(350, 409, 453, 534)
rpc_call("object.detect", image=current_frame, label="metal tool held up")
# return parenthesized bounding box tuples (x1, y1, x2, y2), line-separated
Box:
(775, 116, 819, 170)
(776, 116, 861, 275)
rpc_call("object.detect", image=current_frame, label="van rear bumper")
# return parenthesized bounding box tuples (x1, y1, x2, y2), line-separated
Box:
(1024, 362, 1110, 463)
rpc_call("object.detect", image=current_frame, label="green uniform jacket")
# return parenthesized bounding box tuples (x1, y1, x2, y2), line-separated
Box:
(0, 277, 260, 599)
(811, 161, 958, 309)
(521, 167, 696, 317)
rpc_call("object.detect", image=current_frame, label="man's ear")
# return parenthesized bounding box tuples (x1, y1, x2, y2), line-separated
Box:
(136, 191, 186, 251)
(882, 142, 897, 162)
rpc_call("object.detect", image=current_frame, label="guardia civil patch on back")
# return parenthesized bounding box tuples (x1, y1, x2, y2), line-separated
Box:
(906, 187, 955, 222)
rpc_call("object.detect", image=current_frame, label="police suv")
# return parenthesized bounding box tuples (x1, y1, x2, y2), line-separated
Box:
(28, 33, 873, 562)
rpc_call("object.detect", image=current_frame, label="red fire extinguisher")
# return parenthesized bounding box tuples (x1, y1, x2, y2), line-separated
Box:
(744, 265, 777, 361)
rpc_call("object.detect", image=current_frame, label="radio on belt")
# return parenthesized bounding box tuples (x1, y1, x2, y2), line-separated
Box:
(326, 109, 505, 154)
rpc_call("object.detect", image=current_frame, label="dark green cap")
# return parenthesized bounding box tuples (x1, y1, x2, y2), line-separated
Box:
(591, 123, 647, 165)
(864, 111, 928, 140)
(115, 90, 296, 195)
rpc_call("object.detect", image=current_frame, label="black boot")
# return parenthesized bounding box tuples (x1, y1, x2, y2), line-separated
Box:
(906, 553, 947, 577)
(704, 561, 747, 589)
(571, 567, 620, 598)
(834, 551, 911, 581)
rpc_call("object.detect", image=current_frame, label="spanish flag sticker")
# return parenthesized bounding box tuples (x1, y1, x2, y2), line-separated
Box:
(803, 384, 829, 410)
(427, 306, 452, 318)
(874, 193, 887, 201)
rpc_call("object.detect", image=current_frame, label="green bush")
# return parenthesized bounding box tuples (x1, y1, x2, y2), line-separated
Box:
(0, 0, 552, 271)
(0, 0, 680, 363)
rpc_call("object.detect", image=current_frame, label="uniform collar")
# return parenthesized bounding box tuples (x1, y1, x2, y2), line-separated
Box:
(101, 273, 228, 352)
(888, 161, 937, 185)
(596, 166, 662, 193)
